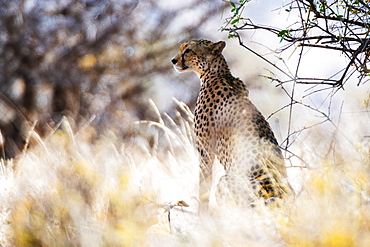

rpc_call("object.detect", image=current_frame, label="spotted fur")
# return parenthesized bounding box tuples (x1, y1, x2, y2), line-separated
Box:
(171, 40, 292, 206)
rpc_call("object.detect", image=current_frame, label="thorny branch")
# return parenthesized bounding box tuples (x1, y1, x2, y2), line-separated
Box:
(223, 0, 370, 86)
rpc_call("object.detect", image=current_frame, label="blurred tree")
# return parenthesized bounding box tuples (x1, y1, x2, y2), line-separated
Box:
(0, 0, 224, 158)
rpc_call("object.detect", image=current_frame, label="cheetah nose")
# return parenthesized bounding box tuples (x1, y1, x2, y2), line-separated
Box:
(171, 58, 178, 65)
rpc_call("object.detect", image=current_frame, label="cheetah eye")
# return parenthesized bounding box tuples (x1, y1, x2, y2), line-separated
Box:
(183, 48, 191, 55)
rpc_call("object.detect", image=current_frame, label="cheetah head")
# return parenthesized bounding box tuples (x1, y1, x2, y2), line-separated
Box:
(171, 39, 226, 76)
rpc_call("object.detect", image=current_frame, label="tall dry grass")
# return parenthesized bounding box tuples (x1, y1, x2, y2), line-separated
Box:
(0, 99, 369, 246)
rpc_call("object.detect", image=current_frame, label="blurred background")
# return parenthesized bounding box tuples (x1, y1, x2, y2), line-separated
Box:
(0, 0, 228, 158)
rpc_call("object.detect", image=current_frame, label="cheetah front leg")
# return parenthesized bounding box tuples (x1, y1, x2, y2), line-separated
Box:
(197, 141, 215, 209)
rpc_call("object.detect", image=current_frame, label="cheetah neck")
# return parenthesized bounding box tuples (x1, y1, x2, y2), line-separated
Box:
(199, 55, 233, 83)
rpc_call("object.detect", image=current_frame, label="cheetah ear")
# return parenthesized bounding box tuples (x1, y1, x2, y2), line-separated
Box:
(211, 41, 226, 54)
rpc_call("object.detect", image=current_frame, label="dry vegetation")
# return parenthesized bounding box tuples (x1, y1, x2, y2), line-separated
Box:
(1, 101, 370, 246)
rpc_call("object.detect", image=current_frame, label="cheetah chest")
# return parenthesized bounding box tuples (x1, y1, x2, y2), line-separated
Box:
(194, 81, 252, 157)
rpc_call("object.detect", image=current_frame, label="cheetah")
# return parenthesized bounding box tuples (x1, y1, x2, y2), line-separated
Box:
(171, 39, 292, 207)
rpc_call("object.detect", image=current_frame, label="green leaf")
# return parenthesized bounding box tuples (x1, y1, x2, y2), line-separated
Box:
(277, 30, 290, 43)
(230, 18, 240, 25)
(278, 30, 289, 37)
(230, 2, 236, 8)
